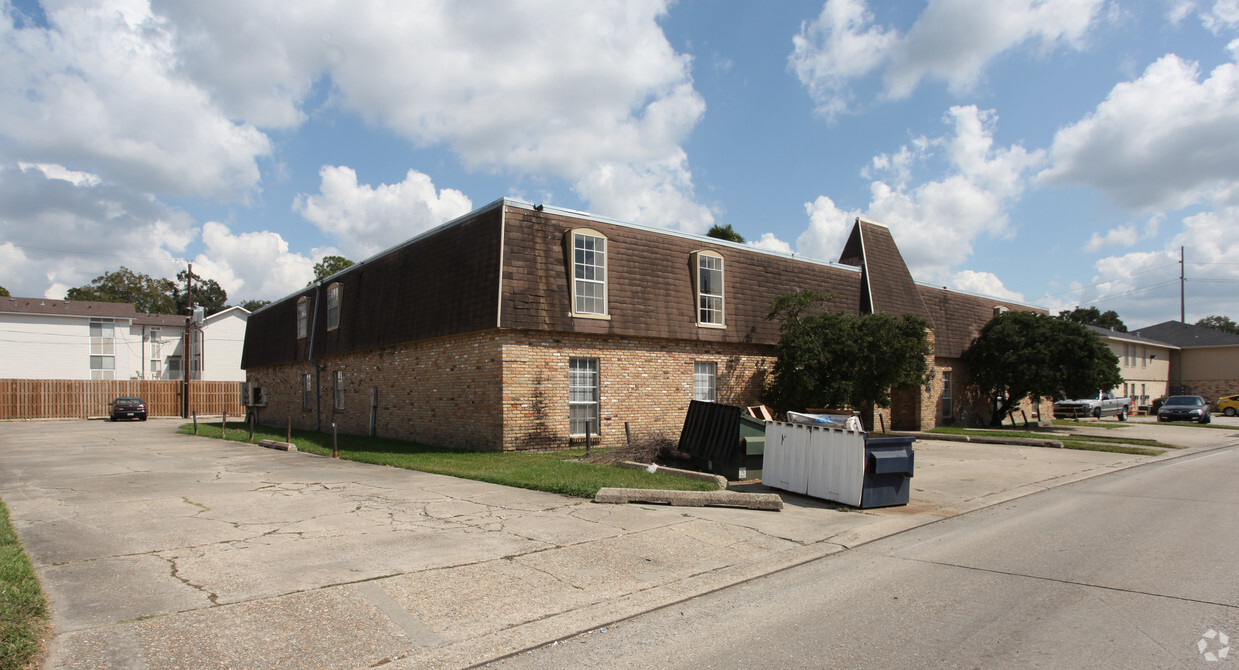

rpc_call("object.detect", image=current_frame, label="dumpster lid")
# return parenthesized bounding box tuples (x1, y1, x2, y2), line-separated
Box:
(869, 450, 913, 474)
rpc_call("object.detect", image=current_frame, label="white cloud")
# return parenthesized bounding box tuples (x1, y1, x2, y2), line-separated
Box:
(0, 163, 194, 298)
(1040, 49, 1239, 211)
(294, 165, 473, 259)
(790, 0, 1105, 117)
(1202, 0, 1239, 33)
(154, 0, 709, 228)
(749, 233, 794, 254)
(1058, 207, 1239, 326)
(189, 221, 317, 301)
(1082, 214, 1162, 252)
(797, 106, 1044, 281)
(950, 270, 1026, 301)
(0, 1, 272, 198)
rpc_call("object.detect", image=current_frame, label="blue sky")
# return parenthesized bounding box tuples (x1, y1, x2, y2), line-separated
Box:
(1, 0, 1237, 328)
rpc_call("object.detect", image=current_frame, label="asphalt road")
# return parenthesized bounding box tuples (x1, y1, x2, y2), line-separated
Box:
(486, 444, 1239, 669)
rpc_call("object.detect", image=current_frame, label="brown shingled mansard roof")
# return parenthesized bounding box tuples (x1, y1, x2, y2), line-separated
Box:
(837, 218, 935, 326)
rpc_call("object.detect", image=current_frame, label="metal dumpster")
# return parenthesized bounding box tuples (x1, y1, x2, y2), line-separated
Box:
(861, 436, 915, 508)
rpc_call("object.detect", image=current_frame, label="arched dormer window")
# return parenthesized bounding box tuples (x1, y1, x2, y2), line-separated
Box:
(567, 228, 608, 318)
(326, 282, 342, 331)
(296, 296, 310, 339)
(692, 250, 724, 327)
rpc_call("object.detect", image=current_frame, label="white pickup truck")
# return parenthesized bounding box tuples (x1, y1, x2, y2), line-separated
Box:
(1053, 391, 1131, 420)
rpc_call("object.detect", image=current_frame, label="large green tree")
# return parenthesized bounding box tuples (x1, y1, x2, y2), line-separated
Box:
(0, 285, 9, 297)
(967, 310, 1122, 426)
(764, 289, 931, 413)
(1057, 305, 1126, 332)
(237, 299, 271, 312)
(173, 269, 227, 317)
(66, 267, 177, 314)
(706, 224, 745, 243)
(310, 255, 355, 284)
(1196, 315, 1238, 335)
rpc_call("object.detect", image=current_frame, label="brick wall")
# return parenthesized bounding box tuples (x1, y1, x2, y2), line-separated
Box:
(246, 331, 505, 450)
(497, 330, 774, 451)
(248, 329, 775, 452)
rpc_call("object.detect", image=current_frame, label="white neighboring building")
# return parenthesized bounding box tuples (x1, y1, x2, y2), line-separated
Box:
(0, 297, 249, 381)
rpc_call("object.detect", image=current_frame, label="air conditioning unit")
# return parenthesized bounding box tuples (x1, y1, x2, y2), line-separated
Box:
(242, 383, 268, 407)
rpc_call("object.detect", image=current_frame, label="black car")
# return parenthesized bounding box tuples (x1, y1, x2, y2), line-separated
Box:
(1157, 395, 1210, 424)
(110, 397, 148, 421)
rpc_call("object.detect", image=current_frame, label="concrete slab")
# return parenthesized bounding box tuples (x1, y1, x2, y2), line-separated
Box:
(0, 418, 1233, 670)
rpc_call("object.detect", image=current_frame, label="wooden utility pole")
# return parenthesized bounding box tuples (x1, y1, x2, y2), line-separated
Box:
(182, 264, 193, 418)
(1180, 246, 1185, 323)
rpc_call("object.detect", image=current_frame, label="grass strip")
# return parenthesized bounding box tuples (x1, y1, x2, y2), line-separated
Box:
(926, 426, 1186, 454)
(0, 500, 48, 670)
(179, 423, 717, 499)
(1062, 441, 1166, 456)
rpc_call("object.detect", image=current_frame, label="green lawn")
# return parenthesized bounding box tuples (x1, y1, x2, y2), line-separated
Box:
(178, 422, 718, 499)
(0, 500, 47, 670)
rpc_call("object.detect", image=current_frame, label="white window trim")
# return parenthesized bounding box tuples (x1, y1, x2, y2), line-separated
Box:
(693, 361, 717, 402)
(297, 297, 309, 339)
(692, 250, 725, 328)
(333, 370, 344, 410)
(326, 283, 341, 331)
(569, 357, 600, 437)
(568, 229, 610, 320)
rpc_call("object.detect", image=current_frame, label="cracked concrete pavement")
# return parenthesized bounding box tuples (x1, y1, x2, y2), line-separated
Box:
(0, 417, 1234, 669)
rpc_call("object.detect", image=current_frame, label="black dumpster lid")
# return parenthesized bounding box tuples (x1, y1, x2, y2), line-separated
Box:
(866, 436, 917, 447)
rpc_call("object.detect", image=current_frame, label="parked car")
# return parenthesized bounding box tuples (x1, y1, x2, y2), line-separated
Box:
(1157, 395, 1211, 424)
(1216, 393, 1239, 417)
(1053, 390, 1131, 420)
(109, 397, 147, 421)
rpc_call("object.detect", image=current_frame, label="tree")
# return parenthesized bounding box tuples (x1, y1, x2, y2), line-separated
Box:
(967, 310, 1122, 426)
(238, 299, 271, 312)
(1196, 315, 1238, 335)
(310, 255, 355, 284)
(0, 285, 8, 297)
(706, 224, 744, 243)
(1057, 306, 1126, 332)
(173, 269, 228, 317)
(763, 289, 931, 413)
(66, 267, 177, 314)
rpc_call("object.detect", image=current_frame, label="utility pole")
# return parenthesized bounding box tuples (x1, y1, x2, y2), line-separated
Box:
(182, 264, 194, 418)
(1180, 246, 1185, 324)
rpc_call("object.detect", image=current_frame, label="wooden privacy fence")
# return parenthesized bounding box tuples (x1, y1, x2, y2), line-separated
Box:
(0, 379, 244, 420)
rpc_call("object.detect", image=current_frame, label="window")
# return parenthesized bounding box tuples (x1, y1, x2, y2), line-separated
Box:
(569, 358, 600, 436)
(297, 297, 309, 339)
(694, 251, 724, 326)
(941, 370, 953, 420)
(333, 370, 344, 410)
(1141, 346, 1147, 368)
(150, 359, 162, 379)
(89, 355, 114, 380)
(89, 319, 114, 379)
(149, 327, 161, 343)
(303, 374, 313, 410)
(168, 357, 182, 381)
(693, 361, 717, 402)
(571, 231, 607, 316)
(327, 283, 341, 331)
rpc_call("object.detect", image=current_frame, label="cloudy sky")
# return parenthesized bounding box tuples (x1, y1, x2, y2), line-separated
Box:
(1, 0, 1236, 327)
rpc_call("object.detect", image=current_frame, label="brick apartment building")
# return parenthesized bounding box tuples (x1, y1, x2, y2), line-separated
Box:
(241, 198, 1047, 451)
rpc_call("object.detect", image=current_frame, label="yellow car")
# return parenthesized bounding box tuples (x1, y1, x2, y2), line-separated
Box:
(1217, 393, 1239, 417)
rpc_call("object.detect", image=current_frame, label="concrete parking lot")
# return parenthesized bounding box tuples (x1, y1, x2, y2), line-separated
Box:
(1, 417, 1235, 669)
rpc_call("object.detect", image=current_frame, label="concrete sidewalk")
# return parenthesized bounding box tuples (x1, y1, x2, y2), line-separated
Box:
(0, 418, 1234, 669)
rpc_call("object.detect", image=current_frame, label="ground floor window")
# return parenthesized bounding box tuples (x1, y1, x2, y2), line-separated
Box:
(694, 361, 717, 402)
(150, 359, 162, 379)
(303, 374, 313, 410)
(569, 357, 599, 436)
(90, 355, 114, 380)
(333, 371, 344, 410)
(941, 370, 953, 420)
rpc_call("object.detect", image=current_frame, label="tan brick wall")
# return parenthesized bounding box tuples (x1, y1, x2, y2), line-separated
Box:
(248, 329, 775, 452)
(246, 331, 505, 450)
(497, 330, 774, 451)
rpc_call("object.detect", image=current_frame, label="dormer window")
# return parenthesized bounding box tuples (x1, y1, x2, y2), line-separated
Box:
(297, 297, 309, 339)
(569, 229, 608, 318)
(693, 250, 724, 327)
(326, 283, 341, 331)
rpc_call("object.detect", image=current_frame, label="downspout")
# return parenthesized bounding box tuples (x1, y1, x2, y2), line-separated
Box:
(308, 282, 323, 432)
